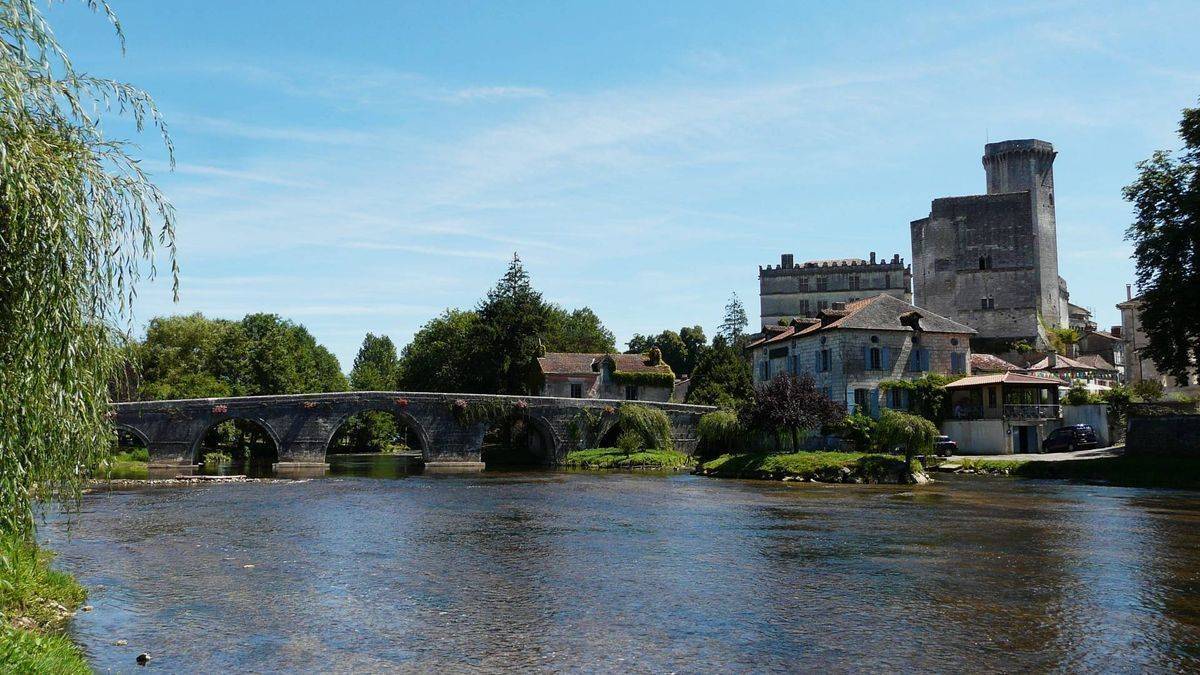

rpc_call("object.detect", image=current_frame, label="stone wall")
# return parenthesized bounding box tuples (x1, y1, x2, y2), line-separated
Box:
(1125, 414, 1200, 457)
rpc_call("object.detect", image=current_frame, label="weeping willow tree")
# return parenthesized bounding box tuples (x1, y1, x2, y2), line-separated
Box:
(1, 1, 175, 536)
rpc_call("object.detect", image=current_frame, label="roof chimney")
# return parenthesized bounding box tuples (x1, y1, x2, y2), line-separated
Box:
(870, 251, 877, 264)
(1126, 284, 1132, 301)
(831, 301, 846, 310)
(1111, 326, 1122, 338)
(781, 253, 794, 269)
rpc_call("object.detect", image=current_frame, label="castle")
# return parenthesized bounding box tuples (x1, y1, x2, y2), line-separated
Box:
(758, 139, 1071, 349)
(910, 139, 1069, 351)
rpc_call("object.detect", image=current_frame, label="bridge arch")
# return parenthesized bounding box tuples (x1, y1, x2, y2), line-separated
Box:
(191, 415, 282, 473)
(112, 423, 151, 449)
(481, 411, 558, 467)
(323, 406, 430, 461)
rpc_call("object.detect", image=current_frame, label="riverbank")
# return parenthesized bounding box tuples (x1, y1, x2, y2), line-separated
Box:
(562, 448, 691, 470)
(0, 535, 89, 673)
(695, 451, 925, 484)
(1017, 454, 1200, 489)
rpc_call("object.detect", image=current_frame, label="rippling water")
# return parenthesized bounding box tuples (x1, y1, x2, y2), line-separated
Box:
(40, 470, 1200, 673)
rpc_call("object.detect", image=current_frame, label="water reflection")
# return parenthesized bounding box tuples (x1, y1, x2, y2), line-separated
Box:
(41, 471, 1200, 672)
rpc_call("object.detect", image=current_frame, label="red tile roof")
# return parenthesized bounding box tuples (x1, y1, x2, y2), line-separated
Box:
(745, 294, 975, 349)
(970, 353, 1019, 372)
(537, 352, 673, 376)
(945, 372, 1066, 388)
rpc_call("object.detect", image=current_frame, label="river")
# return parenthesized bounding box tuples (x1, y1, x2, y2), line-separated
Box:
(40, 467, 1200, 672)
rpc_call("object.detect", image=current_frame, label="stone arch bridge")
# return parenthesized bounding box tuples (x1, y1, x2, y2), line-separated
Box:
(112, 392, 714, 477)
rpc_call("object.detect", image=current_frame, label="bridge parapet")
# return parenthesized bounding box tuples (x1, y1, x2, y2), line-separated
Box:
(112, 392, 715, 476)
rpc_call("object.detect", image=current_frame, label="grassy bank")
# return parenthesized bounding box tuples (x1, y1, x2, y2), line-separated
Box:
(563, 448, 692, 470)
(95, 447, 150, 480)
(696, 451, 921, 483)
(1015, 454, 1200, 489)
(950, 458, 1030, 475)
(0, 535, 90, 673)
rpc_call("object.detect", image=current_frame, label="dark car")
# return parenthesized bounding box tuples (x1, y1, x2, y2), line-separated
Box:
(933, 435, 957, 457)
(1041, 425, 1100, 453)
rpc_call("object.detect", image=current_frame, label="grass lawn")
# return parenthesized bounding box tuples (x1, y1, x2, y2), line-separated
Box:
(698, 451, 918, 483)
(563, 448, 692, 470)
(1016, 454, 1200, 489)
(0, 535, 90, 673)
(954, 458, 1030, 475)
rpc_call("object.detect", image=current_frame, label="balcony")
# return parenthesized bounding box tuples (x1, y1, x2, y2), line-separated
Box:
(947, 404, 1062, 421)
(1002, 404, 1061, 420)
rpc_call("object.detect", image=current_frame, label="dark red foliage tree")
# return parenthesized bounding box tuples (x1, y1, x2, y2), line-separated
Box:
(741, 373, 846, 451)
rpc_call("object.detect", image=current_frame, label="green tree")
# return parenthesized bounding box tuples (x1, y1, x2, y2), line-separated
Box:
(134, 313, 347, 399)
(341, 334, 402, 452)
(1122, 99, 1200, 383)
(719, 292, 749, 345)
(238, 313, 347, 395)
(874, 409, 938, 473)
(398, 309, 481, 392)
(545, 306, 616, 353)
(1131, 378, 1165, 402)
(471, 254, 551, 394)
(349, 333, 400, 391)
(879, 374, 957, 426)
(136, 314, 233, 400)
(1, 1, 175, 535)
(624, 325, 707, 376)
(685, 335, 754, 410)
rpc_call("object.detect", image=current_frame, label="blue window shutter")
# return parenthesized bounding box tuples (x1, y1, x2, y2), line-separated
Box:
(870, 389, 880, 417)
(922, 349, 930, 371)
(814, 351, 821, 372)
(882, 347, 891, 370)
(861, 346, 869, 368)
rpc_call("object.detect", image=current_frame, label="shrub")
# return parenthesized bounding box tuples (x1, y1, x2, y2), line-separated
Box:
(831, 413, 877, 452)
(1131, 379, 1165, 402)
(697, 410, 742, 453)
(1063, 382, 1101, 406)
(202, 451, 232, 465)
(611, 370, 676, 388)
(616, 431, 643, 453)
(617, 404, 673, 450)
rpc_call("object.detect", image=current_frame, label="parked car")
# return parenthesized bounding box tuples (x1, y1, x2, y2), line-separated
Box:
(1041, 425, 1100, 453)
(933, 435, 957, 456)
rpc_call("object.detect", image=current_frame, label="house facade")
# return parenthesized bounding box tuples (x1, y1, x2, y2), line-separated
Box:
(747, 294, 974, 415)
(536, 352, 676, 402)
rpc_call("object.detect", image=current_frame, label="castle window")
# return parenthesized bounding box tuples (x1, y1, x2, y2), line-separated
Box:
(570, 383, 583, 398)
(869, 347, 882, 370)
(798, 299, 810, 315)
(798, 278, 809, 292)
(816, 277, 828, 291)
(885, 274, 892, 289)
(849, 276, 860, 290)
(625, 385, 639, 400)
(981, 297, 995, 310)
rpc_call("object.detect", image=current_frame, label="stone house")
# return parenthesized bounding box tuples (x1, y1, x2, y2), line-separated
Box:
(746, 294, 975, 415)
(1077, 328, 1125, 381)
(1117, 286, 1198, 393)
(942, 372, 1064, 454)
(758, 252, 912, 328)
(536, 352, 675, 402)
(1026, 353, 1120, 390)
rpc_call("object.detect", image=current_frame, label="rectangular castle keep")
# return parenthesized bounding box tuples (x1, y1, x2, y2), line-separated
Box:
(910, 139, 1069, 350)
(758, 252, 912, 328)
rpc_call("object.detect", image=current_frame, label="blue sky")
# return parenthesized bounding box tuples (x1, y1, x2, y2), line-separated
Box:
(49, 1, 1200, 369)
